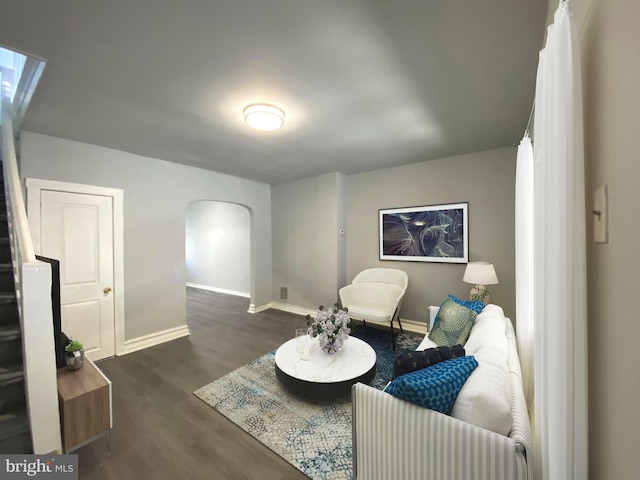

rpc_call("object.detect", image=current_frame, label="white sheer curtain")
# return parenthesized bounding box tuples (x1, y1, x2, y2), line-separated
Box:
(532, 1, 588, 480)
(515, 134, 534, 407)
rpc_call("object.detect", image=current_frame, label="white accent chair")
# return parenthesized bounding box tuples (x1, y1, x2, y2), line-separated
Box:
(339, 268, 408, 350)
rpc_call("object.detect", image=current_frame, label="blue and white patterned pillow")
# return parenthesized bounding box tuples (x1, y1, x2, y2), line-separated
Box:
(447, 294, 485, 314)
(384, 356, 478, 414)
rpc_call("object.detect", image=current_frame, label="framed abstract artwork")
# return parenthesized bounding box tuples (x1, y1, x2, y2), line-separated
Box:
(379, 202, 468, 263)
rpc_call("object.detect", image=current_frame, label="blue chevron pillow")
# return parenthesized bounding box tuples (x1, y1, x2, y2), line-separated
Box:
(384, 356, 478, 414)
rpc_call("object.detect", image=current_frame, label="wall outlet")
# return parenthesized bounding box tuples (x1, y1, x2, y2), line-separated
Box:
(280, 286, 288, 300)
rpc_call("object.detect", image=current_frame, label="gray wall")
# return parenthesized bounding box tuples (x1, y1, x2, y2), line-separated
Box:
(20, 132, 272, 340)
(336, 173, 348, 290)
(347, 147, 516, 323)
(563, 0, 640, 477)
(272, 147, 516, 323)
(272, 172, 346, 309)
(186, 201, 250, 295)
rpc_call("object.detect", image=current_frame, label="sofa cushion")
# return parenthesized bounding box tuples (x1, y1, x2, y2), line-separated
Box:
(463, 304, 509, 357)
(463, 320, 509, 357)
(447, 294, 485, 314)
(473, 304, 508, 332)
(384, 356, 478, 415)
(428, 298, 477, 347)
(450, 347, 512, 436)
(392, 345, 466, 379)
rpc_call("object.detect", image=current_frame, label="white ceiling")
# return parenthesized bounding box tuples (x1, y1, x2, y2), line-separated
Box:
(0, 0, 548, 184)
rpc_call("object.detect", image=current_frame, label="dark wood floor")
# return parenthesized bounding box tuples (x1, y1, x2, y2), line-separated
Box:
(77, 287, 311, 480)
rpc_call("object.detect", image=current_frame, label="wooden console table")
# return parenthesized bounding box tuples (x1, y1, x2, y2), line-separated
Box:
(57, 356, 112, 453)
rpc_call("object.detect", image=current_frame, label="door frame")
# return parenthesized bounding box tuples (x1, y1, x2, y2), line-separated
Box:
(26, 178, 125, 356)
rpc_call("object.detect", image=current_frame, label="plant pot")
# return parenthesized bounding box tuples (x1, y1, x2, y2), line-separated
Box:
(65, 349, 85, 370)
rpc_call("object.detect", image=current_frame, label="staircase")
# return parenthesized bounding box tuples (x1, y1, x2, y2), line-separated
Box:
(0, 164, 32, 453)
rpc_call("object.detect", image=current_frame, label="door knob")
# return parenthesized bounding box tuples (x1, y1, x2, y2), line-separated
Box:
(103, 287, 112, 294)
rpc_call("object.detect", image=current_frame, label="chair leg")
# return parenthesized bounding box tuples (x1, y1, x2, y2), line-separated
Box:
(390, 320, 396, 350)
(397, 316, 404, 334)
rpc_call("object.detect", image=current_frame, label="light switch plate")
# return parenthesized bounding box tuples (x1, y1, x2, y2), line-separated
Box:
(593, 184, 608, 243)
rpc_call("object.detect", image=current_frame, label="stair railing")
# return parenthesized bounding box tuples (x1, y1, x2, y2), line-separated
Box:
(1, 83, 35, 264)
(1, 76, 62, 454)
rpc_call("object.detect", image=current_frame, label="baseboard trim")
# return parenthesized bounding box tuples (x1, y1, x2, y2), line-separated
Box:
(121, 325, 191, 355)
(400, 319, 428, 336)
(350, 318, 427, 336)
(267, 302, 428, 336)
(268, 302, 317, 318)
(248, 303, 271, 314)
(186, 282, 250, 298)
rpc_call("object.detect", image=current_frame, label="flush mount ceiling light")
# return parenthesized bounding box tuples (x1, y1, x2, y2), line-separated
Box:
(243, 103, 285, 131)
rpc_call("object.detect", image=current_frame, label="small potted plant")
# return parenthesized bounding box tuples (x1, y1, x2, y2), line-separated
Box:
(64, 339, 85, 370)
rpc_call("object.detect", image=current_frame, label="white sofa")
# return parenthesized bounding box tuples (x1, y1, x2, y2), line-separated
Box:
(352, 304, 533, 480)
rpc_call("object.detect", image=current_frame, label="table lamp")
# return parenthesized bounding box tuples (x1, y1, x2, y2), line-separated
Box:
(463, 262, 499, 304)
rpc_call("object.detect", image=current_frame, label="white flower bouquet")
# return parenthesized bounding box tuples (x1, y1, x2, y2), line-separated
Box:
(306, 304, 351, 354)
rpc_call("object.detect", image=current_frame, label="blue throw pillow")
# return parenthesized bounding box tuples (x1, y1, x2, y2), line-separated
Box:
(447, 294, 485, 314)
(384, 356, 478, 414)
(428, 298, 477, 347)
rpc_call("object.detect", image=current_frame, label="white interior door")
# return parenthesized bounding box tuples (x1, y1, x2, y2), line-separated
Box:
(39, 190, 115, 360)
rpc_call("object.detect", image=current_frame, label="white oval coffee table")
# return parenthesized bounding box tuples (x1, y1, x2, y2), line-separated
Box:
(274, 336, 376, 396)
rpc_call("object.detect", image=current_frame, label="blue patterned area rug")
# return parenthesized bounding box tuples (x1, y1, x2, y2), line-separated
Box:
(194, 326, 421, 479)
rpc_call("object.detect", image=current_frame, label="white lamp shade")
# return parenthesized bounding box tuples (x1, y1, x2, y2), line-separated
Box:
(243, 103, 285, 131)
(463, 262, 499, 285)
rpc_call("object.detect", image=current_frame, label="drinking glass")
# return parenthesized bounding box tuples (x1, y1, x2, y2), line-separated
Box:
(295, 328, 307, 353)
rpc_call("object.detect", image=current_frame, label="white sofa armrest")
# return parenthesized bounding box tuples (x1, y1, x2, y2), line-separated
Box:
(505, 320, 534, 479)
(352, 383, 524, 480)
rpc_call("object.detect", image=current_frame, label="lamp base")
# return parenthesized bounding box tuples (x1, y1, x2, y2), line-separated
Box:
(469, 285, 491, 305)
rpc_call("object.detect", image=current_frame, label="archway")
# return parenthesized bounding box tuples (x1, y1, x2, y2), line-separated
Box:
(185, 200, 252, 304)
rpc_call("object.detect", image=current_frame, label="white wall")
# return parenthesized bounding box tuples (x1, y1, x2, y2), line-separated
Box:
(186, 201, 250, 295)
(336, 173, 348, 290)
(272, 172, 346, 309)
(20, 132, 272, 340)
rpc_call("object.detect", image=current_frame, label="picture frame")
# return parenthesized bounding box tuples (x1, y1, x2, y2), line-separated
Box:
(379, 202, 468, 263)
